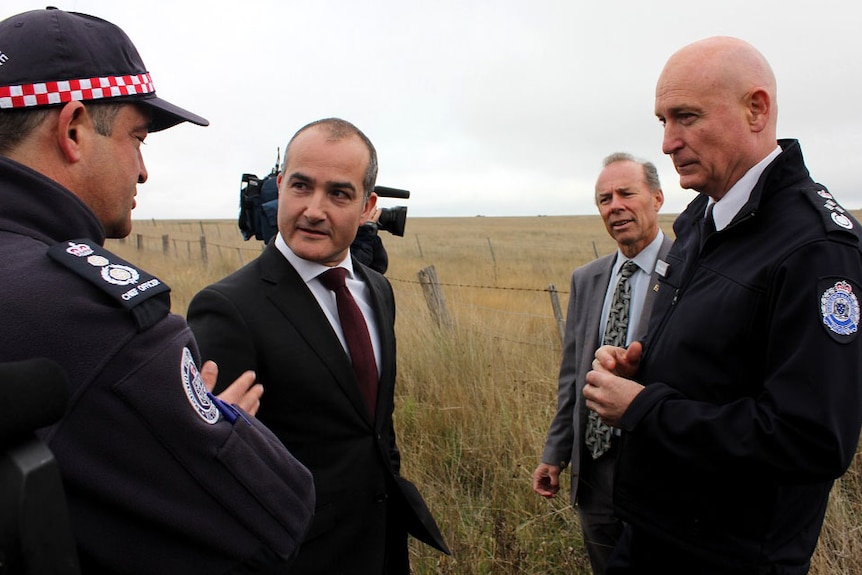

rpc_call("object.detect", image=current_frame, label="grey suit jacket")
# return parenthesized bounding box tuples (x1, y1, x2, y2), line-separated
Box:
(541, 234, 673, 504)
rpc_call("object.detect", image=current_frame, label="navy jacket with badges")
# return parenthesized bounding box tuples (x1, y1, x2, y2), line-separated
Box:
(0, 156, 315, 574)
(615, 140, 862, 573)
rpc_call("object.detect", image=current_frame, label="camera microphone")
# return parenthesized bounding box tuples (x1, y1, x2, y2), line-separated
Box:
(373, 186, 410, 200)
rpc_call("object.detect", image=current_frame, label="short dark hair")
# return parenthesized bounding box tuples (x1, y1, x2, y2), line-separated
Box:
(0, 108, 52, 154)
(0, 102, 124, 155)
(283, 118, 378, 197)
(87, 103, 123, 136)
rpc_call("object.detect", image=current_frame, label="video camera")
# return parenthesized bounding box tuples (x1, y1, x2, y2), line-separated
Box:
(368, 186, 410, 237)
(238, 150, 411, 242)
(238, 170, 279, 242)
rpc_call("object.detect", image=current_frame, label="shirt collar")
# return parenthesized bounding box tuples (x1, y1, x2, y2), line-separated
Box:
(274, 232, 355, 282)
(613, 229, 665, 276)
(709, 145, 782, 231)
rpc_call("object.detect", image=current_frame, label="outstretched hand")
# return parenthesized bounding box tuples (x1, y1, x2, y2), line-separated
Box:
(201, 360, 264, 416)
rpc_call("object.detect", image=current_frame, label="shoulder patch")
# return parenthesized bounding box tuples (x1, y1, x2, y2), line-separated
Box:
(805, 187, 860, 238)
(48, 239, 171, 308)
(48, 239, 172, 332)
(819, 278, 860, 342)
(180, 347, 220, 424)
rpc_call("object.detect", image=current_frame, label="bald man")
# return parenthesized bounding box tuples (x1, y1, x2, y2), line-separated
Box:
(584, 36, 862, 574)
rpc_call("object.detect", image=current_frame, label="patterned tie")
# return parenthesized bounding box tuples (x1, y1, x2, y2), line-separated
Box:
(318, 267, 378, 419)
(585, 259, 638, 459)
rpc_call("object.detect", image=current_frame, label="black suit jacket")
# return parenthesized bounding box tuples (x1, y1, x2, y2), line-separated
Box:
(187, 243, 448, 574)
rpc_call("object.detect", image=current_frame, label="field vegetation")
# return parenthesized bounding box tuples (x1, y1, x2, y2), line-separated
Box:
(108, 214, 862, 574)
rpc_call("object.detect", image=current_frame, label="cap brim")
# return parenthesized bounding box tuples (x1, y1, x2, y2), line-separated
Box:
(139, 95, 209, 132)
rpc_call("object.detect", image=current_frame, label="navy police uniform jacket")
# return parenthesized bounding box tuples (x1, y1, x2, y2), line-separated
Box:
(615, 140, 862, 573)
(0, 156, 315, 574)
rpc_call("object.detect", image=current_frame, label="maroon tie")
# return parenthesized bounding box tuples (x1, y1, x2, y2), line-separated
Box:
(318, 267, 378, 419)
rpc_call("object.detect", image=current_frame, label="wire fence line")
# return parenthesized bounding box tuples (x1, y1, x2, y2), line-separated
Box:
(115, 226, 573, 348)
(388, 275, 569, 295)
(116, 230, 264, 266)
(122, 230, 572, 293)
(455, 302, 558, 320)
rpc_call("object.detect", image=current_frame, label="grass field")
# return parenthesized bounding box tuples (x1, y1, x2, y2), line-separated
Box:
(108, 214, 862, 574)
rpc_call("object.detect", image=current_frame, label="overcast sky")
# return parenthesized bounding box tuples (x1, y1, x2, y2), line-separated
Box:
(4, 0, 860, 220)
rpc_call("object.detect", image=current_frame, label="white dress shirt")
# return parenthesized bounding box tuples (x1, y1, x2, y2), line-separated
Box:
(275, 233, 382, 376)
(598, 230, 667, 346)
(708, 145, 782, 230)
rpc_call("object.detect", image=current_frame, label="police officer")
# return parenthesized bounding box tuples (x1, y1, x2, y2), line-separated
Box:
(584, 37, 862, 574)
(0, 8, 314, 573)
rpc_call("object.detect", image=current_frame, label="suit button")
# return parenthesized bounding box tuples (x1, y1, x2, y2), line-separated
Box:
(375, 493, 387, 504)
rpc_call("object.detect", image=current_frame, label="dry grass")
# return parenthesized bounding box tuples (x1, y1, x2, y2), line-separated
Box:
(108, 213, 862, 575)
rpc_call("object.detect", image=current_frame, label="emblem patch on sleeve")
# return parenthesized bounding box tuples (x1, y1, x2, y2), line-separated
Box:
(820, 279, 860, 342)
(180, 347, 220, 424)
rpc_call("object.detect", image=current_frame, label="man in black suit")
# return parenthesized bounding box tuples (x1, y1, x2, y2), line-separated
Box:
(188, 118, 448, 574)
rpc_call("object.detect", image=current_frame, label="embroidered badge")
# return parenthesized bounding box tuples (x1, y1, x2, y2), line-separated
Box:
(86, 255, 110, 267)
(180, 347, 220, 424)
(831, 212, 854, 230)
(100, 263, 140, 286)
(48, 239, 170, 310)
(821, 280, 860, 338)
(811, 187, 855, 232)
(65, 241, 95, 257)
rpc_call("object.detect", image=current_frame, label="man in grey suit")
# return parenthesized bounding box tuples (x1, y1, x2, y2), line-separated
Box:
(532, 152, 672, 574)
(187, 118, 448, 574)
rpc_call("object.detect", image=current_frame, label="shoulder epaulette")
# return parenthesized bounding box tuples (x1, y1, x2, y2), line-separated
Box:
(803, 186, 862, 245)
(47, 239, 171, 331)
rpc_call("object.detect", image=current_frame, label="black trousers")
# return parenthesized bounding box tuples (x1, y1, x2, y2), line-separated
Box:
(577, 441, 624, 574)
(606, 525, 810, 575)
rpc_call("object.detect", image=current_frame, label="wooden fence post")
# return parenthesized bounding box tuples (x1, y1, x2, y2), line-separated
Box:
(547, 283, 565, 344)
(487, 237, 498, 284)
(417, 265, 452, 332)
(135, 233, 143, 251)
(199, 235, 208, 265)
(162, 234, 170, 256)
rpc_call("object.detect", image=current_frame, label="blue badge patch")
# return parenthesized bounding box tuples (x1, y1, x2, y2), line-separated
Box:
(180, 347, 220, 424)
(820, 279, 860, 342)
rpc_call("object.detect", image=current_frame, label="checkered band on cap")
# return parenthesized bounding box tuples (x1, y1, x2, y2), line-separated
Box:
(0, 73, 155, 110)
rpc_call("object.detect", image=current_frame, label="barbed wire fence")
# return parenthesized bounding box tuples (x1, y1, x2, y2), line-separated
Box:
(115, 224, 583, 351)
(403, 266, 567, 347)
(115, 230, 265, 267)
